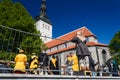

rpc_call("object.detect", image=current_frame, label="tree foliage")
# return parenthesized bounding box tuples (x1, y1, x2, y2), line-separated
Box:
(0, 0, 47, 62)
(20, 36, 47, 54)
(0, 0, 36, 33)
(109, 31, 120, 64)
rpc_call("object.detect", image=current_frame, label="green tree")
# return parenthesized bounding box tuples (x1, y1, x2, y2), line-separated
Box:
(0, 0, 47, 62)
(0, 0, 36, 33)
(20, 36, 47, 55)
(0, 0, 37, 51)
(109, 31, 120, 64)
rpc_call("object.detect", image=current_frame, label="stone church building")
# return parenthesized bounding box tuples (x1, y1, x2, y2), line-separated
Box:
(45, 27, 111, 67)
(35, 0, 111, 69)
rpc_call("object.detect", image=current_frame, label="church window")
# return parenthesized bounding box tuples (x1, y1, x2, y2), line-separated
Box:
(45, 25, 47, 29)
(44, 35, 47, 41)
(51, 47, 57, 52)
(43, 24, 44, 28)
(64, 43, 67, 48)
(66, 42, 75, 47)
(58, 44, 65, 49)
(48, 26, 49, 30)
(102, 49, 107, 64)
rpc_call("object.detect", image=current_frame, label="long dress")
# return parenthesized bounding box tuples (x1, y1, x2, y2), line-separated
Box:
(14, 53, 27, 73)
(49, 58, 57, 74)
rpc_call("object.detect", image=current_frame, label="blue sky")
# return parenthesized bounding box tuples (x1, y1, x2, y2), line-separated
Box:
(13, 0, 120, 44)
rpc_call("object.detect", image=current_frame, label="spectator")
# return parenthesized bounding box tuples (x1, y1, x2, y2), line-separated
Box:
(89, 56, 99, 76)
(103, 65, 109, 76)
(111, 59, 119, 76)
(0, 63, 11, 73)
(39, 53, 50, 75)
(65, 54, 73, 75)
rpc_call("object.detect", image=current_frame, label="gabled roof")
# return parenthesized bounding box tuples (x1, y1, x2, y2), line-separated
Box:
(86, 42, 108, 47)
(47, 42, 108, 55)
(45, 26, 108, 55)
(45, 26, 96, 48)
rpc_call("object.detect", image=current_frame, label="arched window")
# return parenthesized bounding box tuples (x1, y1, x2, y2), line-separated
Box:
(102, 49, 107, 64)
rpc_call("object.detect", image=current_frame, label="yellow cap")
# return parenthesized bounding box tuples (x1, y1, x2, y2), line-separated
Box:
(19, 49, 24, 53)
(31, 55, 38, 59)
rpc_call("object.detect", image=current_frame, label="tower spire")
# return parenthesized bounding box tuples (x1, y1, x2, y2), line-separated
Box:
(35, 0, 52, 24)
(35, 0, 52, 43)
(40, 0, 46, 17)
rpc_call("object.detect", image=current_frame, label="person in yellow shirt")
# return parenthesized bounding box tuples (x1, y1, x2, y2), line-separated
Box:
(14, 49, 27, 74)
(29, 53, 39, 74)
(71, 52, 79, 75)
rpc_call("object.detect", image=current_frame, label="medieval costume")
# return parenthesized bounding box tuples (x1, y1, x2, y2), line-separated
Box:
(14, 49, 27, 74)
(71, 36, 90, 56)
(49, 55, 58, 75)
(29, 53, 39, 74)
(71, 54, 79, 75)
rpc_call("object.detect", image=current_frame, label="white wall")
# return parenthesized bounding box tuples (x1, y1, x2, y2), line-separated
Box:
(35, 20, 52, 43)
(87, 36, 98, 42)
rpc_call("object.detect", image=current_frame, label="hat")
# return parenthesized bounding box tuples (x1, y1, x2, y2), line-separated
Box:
(19, 49, 24, 53)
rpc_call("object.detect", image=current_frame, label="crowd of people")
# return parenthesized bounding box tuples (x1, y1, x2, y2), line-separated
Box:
(12, 48, 120, 76)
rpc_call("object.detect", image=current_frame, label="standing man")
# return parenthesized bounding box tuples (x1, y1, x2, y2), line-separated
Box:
(14, 49, 27, 74)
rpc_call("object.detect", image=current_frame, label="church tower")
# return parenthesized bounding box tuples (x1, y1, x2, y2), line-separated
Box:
(35, 0, 52, 43)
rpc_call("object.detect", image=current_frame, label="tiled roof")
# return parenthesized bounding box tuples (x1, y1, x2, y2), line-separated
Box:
(47, 42, 108, 55)
(86, 42, 108, 47)
(45, 26, 96, 48)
